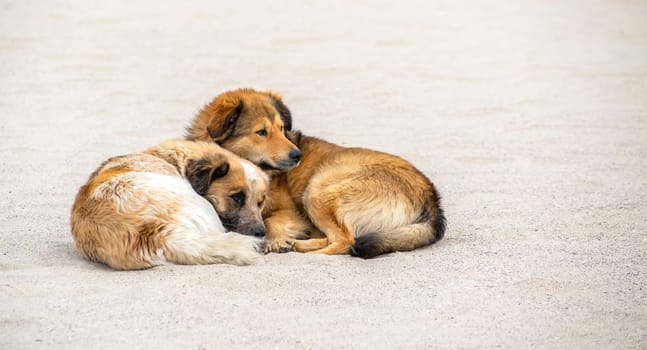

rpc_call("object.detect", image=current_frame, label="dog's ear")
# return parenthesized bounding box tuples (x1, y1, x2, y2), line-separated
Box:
(210, 159, 230, 181)
(206, 99, 243, 143)
(187, 155, 229, 196)
(188, 92, 245, 143)
(286, 130, 302, 146)
(265, 91, 292, 131)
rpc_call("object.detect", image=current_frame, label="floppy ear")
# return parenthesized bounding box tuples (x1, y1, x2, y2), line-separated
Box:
(210, 160, 230, 181)
(204, 96, 244, 143)
(266, 91, 292, 131)
(187, 156, 230, 196)
(286, 130, 302, 146)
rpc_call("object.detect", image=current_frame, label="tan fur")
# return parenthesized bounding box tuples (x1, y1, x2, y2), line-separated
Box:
(186, 88, 301, 175)
(70, 140, 269, 270)
(187, 89, 445, 258)
(267, 135, 446, 257)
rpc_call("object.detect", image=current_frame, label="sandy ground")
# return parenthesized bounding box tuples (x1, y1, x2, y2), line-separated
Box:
(1, 0, 646, 348)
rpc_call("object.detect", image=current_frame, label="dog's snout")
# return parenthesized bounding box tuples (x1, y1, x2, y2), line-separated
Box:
(289, 149, 302, 163)
(253, 226, 266, 237)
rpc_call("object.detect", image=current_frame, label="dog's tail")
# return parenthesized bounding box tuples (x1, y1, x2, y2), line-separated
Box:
(162, 231, 262, 266)
(350, 187, 446, 259)
(94, 228, 262, 270)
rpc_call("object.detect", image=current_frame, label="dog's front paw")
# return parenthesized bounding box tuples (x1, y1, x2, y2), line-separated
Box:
(262, 239, 295, 254)
(254, 239, 267, 253)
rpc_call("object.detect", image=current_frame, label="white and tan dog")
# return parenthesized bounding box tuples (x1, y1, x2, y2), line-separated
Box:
(70, 140, 269, 270)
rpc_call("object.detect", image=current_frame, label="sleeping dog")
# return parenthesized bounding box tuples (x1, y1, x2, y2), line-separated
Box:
(70, 139, 269, 270)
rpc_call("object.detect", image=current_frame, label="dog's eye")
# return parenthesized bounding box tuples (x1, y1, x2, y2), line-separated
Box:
(256, 129, 267, 137)
(230, 192, 246, 207)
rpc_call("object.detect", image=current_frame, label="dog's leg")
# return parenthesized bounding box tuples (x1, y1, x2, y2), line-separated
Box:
(292, 238, 329, 252)
(307, 226, 326, 238)
(303, 212, 355, 255)
(300, 182, 356, 254)
(263, 209, 312, 253)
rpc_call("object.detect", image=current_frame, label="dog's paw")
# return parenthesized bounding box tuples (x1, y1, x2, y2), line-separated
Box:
(254, 239, 267, 253)
(262, 239, 295, 254)
(278, 240, 296, 253)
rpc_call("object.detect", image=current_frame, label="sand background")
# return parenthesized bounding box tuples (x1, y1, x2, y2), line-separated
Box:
(1, 0, 646, 348)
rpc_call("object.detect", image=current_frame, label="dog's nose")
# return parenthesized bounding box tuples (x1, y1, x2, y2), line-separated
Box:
(289, 149, 302, 163)
(253, 226, 266, 237)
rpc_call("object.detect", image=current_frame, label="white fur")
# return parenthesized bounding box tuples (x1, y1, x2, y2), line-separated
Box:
(241, 160, 267, 184)
(140, 173, 227, 234)
(143, 173, 260, 265)
(92, 172, 260, 266)
(342, 200, 416, 238)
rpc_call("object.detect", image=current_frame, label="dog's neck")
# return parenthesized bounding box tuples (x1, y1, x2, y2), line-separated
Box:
(290, 132, 338, 153)
(270, 133, 342, 188)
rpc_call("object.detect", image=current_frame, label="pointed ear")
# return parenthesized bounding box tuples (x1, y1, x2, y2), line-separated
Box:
(187, 155, 229, 196)
(265, 91, 292, 131)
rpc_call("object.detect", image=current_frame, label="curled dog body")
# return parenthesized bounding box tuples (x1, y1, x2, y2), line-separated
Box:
(187, 89, 445, 258)
(70, 140, 269, 270)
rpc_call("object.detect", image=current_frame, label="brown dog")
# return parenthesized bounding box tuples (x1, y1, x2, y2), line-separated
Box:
(70, 139, 269, 270)
(187, 89, 445, 258)
(269, 131, 445, 257)
(186, 88, 301, 175)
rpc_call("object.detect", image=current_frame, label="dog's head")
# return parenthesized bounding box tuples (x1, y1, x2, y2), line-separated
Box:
(190, 156, 269, 237)
(147, 140, 269, 237)
(186, 148, 269, 238)
(186, 89, 301, 175)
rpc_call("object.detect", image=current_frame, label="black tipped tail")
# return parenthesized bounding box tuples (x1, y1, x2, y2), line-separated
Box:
(428, 185, 446, 242)
(351, 187, 446, 259)
(350, 233, 383, 259)
(432, 206, 446, 242)
(349, 220, 444, 259)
